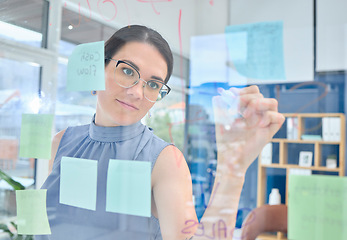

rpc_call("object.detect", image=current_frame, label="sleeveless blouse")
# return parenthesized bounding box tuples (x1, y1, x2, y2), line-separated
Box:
(35, 116, 170, 240)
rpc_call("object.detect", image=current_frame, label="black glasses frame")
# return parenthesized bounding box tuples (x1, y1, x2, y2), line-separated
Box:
(105, 58, 171, 101)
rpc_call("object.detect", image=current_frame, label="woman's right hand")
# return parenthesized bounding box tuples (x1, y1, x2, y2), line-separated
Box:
(212, 85, 284, 175)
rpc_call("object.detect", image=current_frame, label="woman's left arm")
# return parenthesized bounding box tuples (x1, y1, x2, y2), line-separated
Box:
(152, 85, 285, 239)
(151, 145, 198, 240)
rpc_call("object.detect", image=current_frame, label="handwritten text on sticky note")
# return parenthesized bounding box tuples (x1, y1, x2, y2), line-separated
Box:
(225, 21, 286, 80)
(67, 41, 105, 91)
(289, 175, 347, 239)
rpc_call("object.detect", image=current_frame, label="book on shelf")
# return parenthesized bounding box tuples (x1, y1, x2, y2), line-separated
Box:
(301, 134, 322, 141)
(322, 117, 341, 142)
(287, 117, 298, 140)
(331, 117, 341, 142)
(261, 143, 272, 165)
(289, 168, 312, 175)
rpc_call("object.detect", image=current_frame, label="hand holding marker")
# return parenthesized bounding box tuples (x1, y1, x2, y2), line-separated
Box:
(217, 87, 241, 129)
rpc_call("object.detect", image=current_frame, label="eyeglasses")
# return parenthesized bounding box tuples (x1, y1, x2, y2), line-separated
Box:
(106, 59, 171, 102)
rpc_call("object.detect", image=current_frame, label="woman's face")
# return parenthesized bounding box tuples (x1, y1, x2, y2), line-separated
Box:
(95, 41, 168, 127)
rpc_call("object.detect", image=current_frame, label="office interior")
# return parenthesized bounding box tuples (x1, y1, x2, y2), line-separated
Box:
(0, 0, 346, 239)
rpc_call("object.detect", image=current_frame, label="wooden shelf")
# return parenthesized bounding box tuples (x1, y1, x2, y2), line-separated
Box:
(257, 233, 287, 240)
(257, 113, 345, 237)
(272, 138, 340, 145)
(281, 113, 343, 118)
(260, 164, 341, 172)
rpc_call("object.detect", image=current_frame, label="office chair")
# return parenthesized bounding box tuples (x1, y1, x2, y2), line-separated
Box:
(239, 204, 287, 240)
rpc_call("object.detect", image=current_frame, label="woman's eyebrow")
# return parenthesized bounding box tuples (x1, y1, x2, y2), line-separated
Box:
(126, 59, 165, 82)
(125, 60, 140, 71)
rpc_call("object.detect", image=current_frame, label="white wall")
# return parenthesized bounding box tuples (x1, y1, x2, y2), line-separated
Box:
(194, 0, 229, 36)
(317, 0, 347, 71)
(228, 0, 314, 84)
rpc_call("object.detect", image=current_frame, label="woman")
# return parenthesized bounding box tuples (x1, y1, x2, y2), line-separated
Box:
(38, 25, 284, 240)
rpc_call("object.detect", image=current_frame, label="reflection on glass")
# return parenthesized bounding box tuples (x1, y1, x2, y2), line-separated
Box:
(0, 21, 42, 47)
(0, 0, 44, 47)
(55, 60, 96, 132)
(143, 76, 186, 152)
(0, 58, 39, 220)
(56, 5, 118, 131)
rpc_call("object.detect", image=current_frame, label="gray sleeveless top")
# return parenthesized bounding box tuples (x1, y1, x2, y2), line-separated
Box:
(36, 116, 170, 240)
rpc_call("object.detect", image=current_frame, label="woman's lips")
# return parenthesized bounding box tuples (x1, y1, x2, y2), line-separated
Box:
(116, 99, 139, 110)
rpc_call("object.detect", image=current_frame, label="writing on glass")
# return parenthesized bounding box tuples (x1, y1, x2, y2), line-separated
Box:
(136, 0, 173, 15)
(182, 207, 255, 239)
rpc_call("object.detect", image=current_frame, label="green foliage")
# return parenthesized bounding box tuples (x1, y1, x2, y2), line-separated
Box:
(0, 223, 13, 238)
(146, 112, 185, 152)
(0, 170, 25, 190)
(13, 234, 33, 240)
(0, 221, 33, 240)
(0, 170, 32, 239)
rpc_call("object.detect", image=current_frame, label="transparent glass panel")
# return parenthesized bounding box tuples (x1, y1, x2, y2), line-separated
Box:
(0, 0, 44, 47)
(143, 75, 186, 152)
(55, 58, 96, 132)
(0, 57, 40, 220)
(55, 8, 119, 131)
(1, 0, 346, 239)
(60, 7, 116, 47)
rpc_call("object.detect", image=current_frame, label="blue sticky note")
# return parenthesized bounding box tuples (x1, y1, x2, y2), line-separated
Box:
(19, 113, 54, 159)
(225, 21, 286, 80)
(106, 159, 151, 217)
(67, 41, 105, 91)
(289, 175, 347, 240)
(60, 157, 98, 211)
(16, 189, 51, 235)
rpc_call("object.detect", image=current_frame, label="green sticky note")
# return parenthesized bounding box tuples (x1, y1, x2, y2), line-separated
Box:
(60, 157, 98, 211)
(225, 21, 286, 80)
(67, 41, 105, 91)
(19, 114, 54, 159)
(106, 159, 151, 217)
(16, 189, 51, 235)
(289, 175, 347, 240)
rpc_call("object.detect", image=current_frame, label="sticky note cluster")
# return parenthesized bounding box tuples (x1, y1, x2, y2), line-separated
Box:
(16, 189, 51, 235)
(289, 175, 347, 239)
(59, 157, 151, 217)
(19, 113, 54, 159)
(225, 21, 286, 80)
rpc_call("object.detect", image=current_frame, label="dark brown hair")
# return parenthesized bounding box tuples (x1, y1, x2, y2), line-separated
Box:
(105, 25, 173, 83)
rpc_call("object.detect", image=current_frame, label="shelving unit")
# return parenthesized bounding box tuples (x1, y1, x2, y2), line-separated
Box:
(256, 113, 345, 240)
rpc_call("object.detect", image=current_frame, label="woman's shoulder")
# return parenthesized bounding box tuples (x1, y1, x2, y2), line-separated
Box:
(49, 124, 90, 171)
(52, 129, 66, 147)
(145, 125, 184, 167)
(49, 129, 66, 172)
(53, 124, 89, 144)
